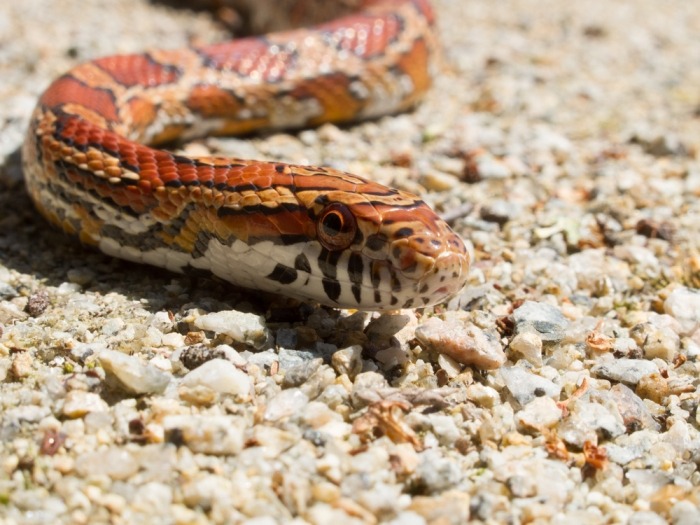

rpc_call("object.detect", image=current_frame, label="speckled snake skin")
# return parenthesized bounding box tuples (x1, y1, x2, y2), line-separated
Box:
(22, 0, 469, 310)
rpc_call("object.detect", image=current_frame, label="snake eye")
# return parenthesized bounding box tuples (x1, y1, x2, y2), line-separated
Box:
(317, 203, 357, 251)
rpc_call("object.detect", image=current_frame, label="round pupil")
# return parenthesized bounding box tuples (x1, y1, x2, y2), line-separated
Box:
(322, 212, 343, 236)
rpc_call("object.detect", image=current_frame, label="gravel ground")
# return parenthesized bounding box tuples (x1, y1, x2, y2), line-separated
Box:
(1, 1, 700, 524)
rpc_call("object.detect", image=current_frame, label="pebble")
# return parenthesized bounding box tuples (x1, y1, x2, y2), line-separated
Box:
(413, 449, 463, 493)
(331, 345, 363, 379)
(466, 383, 501, 408)
(179, 358, 252, 399)
(264, 388, 310, 422)
(500, 366, 561, 406)
(75, 448, 140, 480)
(508, 331, 543, 366)
(515, 396, 562, 430)
(163, 415, 246, 455)
(408, 491, 470, 524)
(608, 384, 660, 432)
(513, 301, 569, 343)
(71, 342, 109, 363)
(480, 199, 522, 225)
(641, 327, 679, 362)
(664, 287, 700, 335)
(0, 282, 18, 299)
(365, 311, 419, 349)
(558, 400, 626, 448)
(194, 310, 271, 349)
(591, 358, 658, 386)
(278, 348, 317, 371)
(62, 390, 109, 418)
(98, 349, 170, 395)
(10, 351, 33, 379)
(414, 317, 506, 369)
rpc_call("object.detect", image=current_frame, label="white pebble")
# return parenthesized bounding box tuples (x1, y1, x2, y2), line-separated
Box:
(264, 388, 309, 422)
(62, 391, 109, 418)
(509, 332, 543, 366)
(180, 358, 251, 399)
(98, 350, 170, 394)
(331, 345, 363, 378)
(194, 310, 270, 349)
(75, 448, 139, 480)
(163, 415, 246, 455)
(516, 397, 562, 430)
(664, 287, 700, 335)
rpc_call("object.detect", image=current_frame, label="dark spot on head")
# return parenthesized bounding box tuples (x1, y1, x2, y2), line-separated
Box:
(317, 248, 342, 280)
(351, 283, 361, 303)
(391, 273, 401, 292)
(420, 283, 430, 293)
(294, 253, 311, 273)
(370, 261, 382, 288)
(430, 239, 442, 248)
(322, 278, 341, 302)
(275, 164, 285, 173)
(395, 227, 414, 238)
(365, 234, 388, 252)
(267, 264, 298, 285)
(347, 253, 364, 284)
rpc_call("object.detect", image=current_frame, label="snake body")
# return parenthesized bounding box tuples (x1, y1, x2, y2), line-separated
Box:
(22, 0, 469, 310)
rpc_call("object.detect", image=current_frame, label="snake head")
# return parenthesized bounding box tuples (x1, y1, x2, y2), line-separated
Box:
(212, 168, 470, 310)
(149, 162, 468, 311)
(304, 188, 469, 309)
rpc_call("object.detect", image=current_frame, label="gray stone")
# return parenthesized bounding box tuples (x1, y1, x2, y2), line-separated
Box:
(500, 366, 561, 406)
(513, 301, 569, 342)
(591, 358, 658, 386)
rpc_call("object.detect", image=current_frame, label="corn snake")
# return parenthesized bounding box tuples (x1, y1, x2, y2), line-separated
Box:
(22, 0, 469, 310)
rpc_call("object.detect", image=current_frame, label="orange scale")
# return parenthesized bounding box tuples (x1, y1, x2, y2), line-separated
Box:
(160, 170, 179, 183)
(178, 166, 197, 180)
(196, 171, 214, 184)
(212, 172, 230, 185)
(137, 179, 153, 190)
(135, 145, 154, 159)
(241, 164, 263, 177)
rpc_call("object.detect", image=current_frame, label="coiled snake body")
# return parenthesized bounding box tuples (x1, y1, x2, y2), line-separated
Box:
(23, 0, 469, 310)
